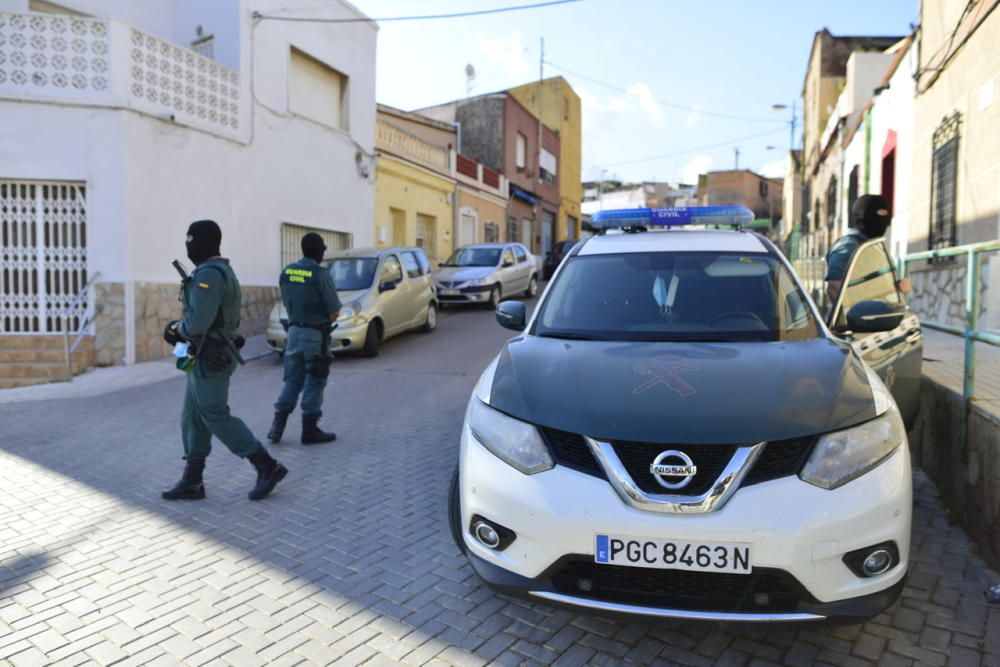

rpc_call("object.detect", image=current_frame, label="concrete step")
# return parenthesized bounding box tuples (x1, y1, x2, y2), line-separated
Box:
(0, 335, 77, 350)
(0, 335, 95, 385)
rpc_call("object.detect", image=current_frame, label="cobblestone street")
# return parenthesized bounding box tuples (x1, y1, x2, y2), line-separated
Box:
(1, 303, 999, 666)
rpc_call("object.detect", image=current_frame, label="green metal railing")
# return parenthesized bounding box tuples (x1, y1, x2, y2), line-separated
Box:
(897, 240, 1000, 424)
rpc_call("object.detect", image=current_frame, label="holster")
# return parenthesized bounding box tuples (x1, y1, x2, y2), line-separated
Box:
(197, 336, 231, 371)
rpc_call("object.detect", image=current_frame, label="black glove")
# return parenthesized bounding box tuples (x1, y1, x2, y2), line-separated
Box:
(163, 320, 182, 345)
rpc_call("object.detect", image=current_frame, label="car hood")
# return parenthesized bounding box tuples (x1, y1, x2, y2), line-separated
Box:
(488, 336, 876, 443)
(269, 289, 368, 321)
(435, 266, 495, 283)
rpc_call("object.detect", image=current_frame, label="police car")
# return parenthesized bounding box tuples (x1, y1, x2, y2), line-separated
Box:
(449, 206, 922, 623)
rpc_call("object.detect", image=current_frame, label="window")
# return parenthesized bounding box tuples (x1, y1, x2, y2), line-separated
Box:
(501, 248, 516, 266)
(513, 246, 528, 263)
(289, 47, 348, 131)
(567, 216, 578, 238)
(443, 248, 501, 267)
(329, 258, 378, 291)
(191, 35, 214, 60)
(929, 113, 960, 258)
(281, 223, 351, 269)
(838, 243, 900, 328)
(484, 222, 500, 243)
(507, 217, 519, 243)
(380, 255, 403, 283)
(847, 166, 859, 216)
(401, 251, 423, 279)
(536, 252, 819, 343)
(414, 249, 431, 274)
(516, 133, 527, 169)
(825, 177, 838, 232)
(540, 148, 558, 186)
(758, 180, 769, 199)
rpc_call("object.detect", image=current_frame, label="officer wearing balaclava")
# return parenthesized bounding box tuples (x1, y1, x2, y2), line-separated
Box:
(161, 220, 289, 501)
(825, 194, 892, 303)
(266, 232, 342, 445)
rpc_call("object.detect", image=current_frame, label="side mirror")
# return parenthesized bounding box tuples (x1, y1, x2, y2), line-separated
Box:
(502, 259, 514, 268)
(379, 280, 397, 293)
(495, 301, 527, 331)
(846, 300, 905, 333)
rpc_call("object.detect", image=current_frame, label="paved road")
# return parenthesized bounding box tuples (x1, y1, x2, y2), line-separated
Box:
(1, 299, 998, 666)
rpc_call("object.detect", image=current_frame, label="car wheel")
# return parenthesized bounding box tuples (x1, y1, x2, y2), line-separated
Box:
(363, 322, 380, 358)
(422, 303, 438, 333)
(526, 275, 539, 298)
(448, 465, 466, 555)
(486, 285, 501, 309)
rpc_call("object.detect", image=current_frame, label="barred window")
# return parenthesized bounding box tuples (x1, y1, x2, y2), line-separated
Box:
(825, 176, 838, 231)
(484, 222, 499, 243)
(929, 113, 960, 260)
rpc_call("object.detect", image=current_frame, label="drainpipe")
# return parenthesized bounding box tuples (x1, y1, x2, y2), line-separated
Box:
(863, 109, 872, 195)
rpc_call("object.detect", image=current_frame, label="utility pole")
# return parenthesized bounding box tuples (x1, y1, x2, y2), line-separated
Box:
(535, 37, 544, 254)
(733, 147, 740, 170)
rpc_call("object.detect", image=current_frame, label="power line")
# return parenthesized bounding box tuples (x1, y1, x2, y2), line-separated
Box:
(253, 0, 583, 24)
(585, 126, 787, 170)
(545, 60, 791, 124)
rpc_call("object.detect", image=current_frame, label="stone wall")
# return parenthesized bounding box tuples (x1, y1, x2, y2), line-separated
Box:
(132, 282, 279, 363)
(909, 378, 1000, 570)
(93, 282, 126, 366)
(909, 258, 990, 331)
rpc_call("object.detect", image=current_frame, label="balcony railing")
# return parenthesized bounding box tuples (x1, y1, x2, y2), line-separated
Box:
(0, 11, 243, 141)
(376, 120, 449, 173)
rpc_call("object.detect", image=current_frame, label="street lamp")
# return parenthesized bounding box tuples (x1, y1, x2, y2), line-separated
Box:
(772, 102, 797, 150)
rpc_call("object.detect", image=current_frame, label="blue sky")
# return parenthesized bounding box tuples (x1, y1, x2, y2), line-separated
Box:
(349, 0, 917, 184)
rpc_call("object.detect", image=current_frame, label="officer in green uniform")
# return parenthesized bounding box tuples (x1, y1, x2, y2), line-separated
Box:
(825, 194, 892, 303)
(267, 233, 341, 445)
(162, 220, 288, 501)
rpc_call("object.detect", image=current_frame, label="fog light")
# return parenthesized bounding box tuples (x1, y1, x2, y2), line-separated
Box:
(473, 521, 500, 548)
(862, 549, 893, 576)
(843, 541, 899, 578)
(577, 578, 593, 592)
(754, 593, 770, 606)
(468, 515, 516, 551)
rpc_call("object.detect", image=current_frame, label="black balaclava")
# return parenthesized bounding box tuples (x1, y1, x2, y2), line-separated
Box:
(186, 220, 222, 266)
(301, 233, 327, 263)
(852, 194, 892, 238)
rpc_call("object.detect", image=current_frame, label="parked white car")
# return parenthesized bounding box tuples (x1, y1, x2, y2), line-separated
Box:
(434, 243, 540, 308)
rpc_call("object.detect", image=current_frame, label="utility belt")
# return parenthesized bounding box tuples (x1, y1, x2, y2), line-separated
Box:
(283, 320, 336, 378)
(193, 330, 246, 371)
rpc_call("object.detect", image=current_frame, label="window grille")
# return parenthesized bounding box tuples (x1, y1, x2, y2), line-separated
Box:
(280, 223, 351, 269)
(929, 113, 960, 262)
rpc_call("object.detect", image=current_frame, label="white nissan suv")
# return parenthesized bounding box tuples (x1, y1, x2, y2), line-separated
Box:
(449, 206, 919, 624)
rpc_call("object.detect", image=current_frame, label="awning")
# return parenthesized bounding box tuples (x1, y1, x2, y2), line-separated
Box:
(510, 185, 539, 205)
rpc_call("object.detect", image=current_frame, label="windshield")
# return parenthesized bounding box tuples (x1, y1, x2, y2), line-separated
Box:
(534, 251, 819, 342)
(443, 247, 501, 267)
(328, 258, 378, 291)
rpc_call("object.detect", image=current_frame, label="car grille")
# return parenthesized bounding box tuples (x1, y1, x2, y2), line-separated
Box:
(549, 558, 812, 612)
(538, 428, 814, 492)
(437, 281, 461, 288)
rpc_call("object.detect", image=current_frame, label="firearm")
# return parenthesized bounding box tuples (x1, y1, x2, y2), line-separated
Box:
(172, 259, 190, 281)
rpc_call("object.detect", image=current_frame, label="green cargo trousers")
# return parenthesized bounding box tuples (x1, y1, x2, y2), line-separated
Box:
(182, 358, 263, 460)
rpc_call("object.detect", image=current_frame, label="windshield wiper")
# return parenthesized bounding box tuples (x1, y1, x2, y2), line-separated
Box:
(537, 331, 606, 341)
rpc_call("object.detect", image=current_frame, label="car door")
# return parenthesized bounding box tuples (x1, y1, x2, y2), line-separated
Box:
(498, 246, 519, 296)
(513, 245, 533, 292)
(401, 250, 430, 326)
(828, 239, 923, 427)
(377, 253, 409, 336)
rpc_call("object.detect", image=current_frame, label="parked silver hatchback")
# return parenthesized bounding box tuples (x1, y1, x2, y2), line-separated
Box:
(434, 243, 540, 308)
(267, 247, 438, 358)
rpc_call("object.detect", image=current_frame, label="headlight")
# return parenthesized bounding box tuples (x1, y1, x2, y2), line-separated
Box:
(463, 277, 489, 288)
(799, 407, 905, 490)
(466, 398, 553, 475)
(337, 305, 357, 321)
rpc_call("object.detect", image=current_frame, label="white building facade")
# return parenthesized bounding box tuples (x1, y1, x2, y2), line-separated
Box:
(0, 0, 376, 371)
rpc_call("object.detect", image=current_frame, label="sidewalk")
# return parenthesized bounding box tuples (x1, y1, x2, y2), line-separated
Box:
(921, 328, 1000, 418)
(0, 335, 274, 405)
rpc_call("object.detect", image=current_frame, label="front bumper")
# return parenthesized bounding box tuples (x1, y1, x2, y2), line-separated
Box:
(437, 286, 492, 304)
(459, 427, 912, 622)
(265, 320, 368, 354)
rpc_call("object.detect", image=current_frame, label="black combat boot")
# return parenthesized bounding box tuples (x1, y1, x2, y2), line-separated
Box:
(301, 416, 337, 445)
(267, 411, 290, 443)
(162, 458, 206, 500)
(247, 448, 288, 500)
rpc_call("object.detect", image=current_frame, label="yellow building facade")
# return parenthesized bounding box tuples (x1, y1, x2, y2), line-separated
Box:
(374, 117, 456, 267)
(508, 77, 583, 240)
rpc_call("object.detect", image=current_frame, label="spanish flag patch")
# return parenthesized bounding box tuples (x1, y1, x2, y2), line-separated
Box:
(198, 282, 211, 289)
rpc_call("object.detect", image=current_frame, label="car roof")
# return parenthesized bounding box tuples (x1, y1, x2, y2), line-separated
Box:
(577, 229, 769, 256)
(329, 246, 423, 259)
(458, 243, 513, 250)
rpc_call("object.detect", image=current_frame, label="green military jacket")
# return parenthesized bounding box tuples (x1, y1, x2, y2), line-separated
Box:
(180, 258, 242, 342)
(280, 257, 341, 326)
(825, 229, 869, 281)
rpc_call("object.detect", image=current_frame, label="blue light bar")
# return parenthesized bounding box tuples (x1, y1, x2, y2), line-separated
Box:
(590, 206, 755, 229)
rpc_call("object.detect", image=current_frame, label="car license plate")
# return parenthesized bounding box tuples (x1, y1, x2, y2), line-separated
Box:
(439, 288, 458, 295)
(595, 535, 751, 574)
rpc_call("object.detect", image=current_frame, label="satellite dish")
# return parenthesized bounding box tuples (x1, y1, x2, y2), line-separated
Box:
(465, 64, 476, 79)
